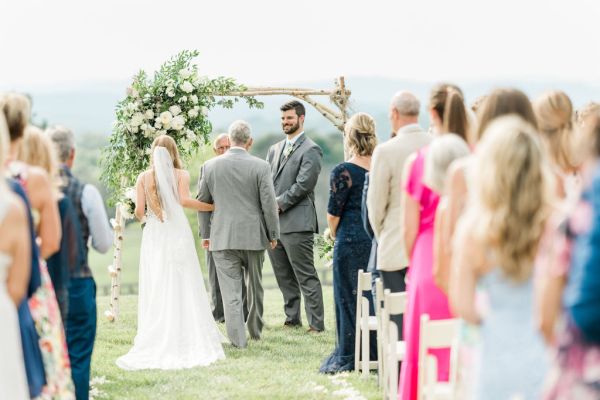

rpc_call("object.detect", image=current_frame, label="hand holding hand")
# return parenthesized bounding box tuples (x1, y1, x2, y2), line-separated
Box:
(202, 239, 210, 249)
(270, 240, 277, 250)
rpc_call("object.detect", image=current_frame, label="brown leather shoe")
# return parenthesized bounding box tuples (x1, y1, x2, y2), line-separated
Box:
(307, 327, 323, 334)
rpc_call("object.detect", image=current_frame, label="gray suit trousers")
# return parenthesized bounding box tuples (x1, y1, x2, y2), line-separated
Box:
(267, 232, 324, 330)
(212, 249, 264, 348)
(206, 251, 248, 323)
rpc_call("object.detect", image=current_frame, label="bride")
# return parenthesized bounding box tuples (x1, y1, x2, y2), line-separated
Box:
(116, 135, 225, 370)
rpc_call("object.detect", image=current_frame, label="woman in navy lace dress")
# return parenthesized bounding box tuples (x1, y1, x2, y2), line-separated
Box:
(320, 113, 378, 374)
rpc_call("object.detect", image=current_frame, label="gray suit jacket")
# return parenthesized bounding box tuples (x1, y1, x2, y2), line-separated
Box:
(266, 134, 322, 234)
(198, 147, 280, 251)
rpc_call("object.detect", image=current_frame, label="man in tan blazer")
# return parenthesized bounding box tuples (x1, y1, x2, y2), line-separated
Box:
(367, 91, 431, 332)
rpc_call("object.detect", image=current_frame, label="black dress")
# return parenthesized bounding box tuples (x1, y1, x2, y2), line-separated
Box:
(320, 162, 377, 373)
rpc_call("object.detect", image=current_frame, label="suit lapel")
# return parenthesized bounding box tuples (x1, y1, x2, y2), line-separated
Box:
(272, 140, 285, 176)
(275, 134, 306, 180)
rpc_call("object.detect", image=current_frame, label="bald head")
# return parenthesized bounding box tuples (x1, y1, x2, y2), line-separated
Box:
(389, 91, 420, 135)
(212, 133, 230, 156)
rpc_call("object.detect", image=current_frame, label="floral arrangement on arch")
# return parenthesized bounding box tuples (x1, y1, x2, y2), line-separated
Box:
(101, 50, 262, 209)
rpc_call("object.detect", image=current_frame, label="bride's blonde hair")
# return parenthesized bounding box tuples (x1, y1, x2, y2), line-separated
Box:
(465, 115, 552, 282)
(150, 135, 182, 169)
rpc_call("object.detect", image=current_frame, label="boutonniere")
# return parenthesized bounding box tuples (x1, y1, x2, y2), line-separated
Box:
(283, 144, 297, 159)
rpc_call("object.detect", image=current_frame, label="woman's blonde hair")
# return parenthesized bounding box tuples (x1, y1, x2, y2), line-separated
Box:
(18, 126, 59, 176)
(534, 91, 580, 173)
(467, 115, 552, 282)
(344, 112, 377, 157)
(0, 108, 9, 193)
(424, 134, 470, 194)
(0, 92, 31, 142)
(151, 135, 182, 168)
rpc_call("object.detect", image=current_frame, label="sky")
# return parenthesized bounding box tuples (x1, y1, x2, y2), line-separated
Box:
(1, 0, 600, 89)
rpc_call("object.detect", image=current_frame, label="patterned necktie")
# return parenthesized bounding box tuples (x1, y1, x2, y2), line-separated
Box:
(283, 141, 293, 158)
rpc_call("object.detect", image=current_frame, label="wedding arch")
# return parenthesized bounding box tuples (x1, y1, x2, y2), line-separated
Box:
(101, 50, 351, 321)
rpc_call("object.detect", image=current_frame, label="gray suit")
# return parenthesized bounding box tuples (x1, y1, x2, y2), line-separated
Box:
(266, 134, 325, 330)
(199, 147, 279, 348)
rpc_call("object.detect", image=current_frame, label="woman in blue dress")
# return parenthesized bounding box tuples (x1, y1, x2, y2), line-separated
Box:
(320, 112, 378, 374)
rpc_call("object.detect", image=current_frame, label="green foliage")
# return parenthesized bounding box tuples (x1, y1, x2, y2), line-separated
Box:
(100, 50, 263, 204)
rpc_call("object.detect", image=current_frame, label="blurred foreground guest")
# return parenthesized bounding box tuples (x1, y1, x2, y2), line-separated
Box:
(451, 116, 551, 400)
(320, 113, 378, 373)
(0, 107, 32, 400)
(440, 88, 538, 293)
(367, 91, 430, 315)
(48, 125, 112, 400)
(538, 110, 600, 399)
(534, 91, 582, 202)
(18, 125, 81, 319)
(2, 93, 74, 398)
(399, 83, 468, 400)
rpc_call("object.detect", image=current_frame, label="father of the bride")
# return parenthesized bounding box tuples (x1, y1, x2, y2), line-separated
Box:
(198, 120, 279, 348)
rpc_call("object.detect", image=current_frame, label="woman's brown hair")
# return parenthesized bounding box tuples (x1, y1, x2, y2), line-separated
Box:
(151, 135, 183, 169)
(429, 83, 468, 142)
(476, 88, 538, 141)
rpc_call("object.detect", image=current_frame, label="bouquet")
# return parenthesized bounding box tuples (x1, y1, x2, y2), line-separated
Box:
(117, 187, 136, 220)
(314, 228, 335, 268)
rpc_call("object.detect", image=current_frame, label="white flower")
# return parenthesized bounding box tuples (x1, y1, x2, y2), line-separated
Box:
(190, 95, 198, 104)
(104, 310, 115, 322)
(156, 130, 166, 136)
(107, 264, 118, 277)
(178, 68, 192, 79)
(201, 106, 209, 116)
(154, 120, 162, 129)
(187, 108, 198, 118)
(169, 105, 181, 116)
(145, 110, 154, 119)
(186, 129, 195, 140)
(178, 96, 187, 103)
(166, 88, 175, 97)
(140, 123, 148, 131)
(171, 115, 186, 131)
(130, 112, 144, 127)
(160, 111, 173, 126)
(125, 187, 136, 202)
(131, 126, 139, 134)
(126, 102, 137, 112)
(181, 81, 194, 93)
(145, 148, 153, 155)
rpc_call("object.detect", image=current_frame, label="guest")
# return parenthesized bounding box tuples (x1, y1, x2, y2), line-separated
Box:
(2, 93, 74, 398)
(452, 115, 551, 400)
(534, 91, 581, 202)
(320, 112, 378, 374)
(266, 101, 325, 332)
(48, 125, 113, 400)
(538, 110, 600, 399)
(198, 133, 247, 324)
(18, 125, 80, 319)
(398, 83, 469, 400)
(0, 111, 31, 400)
(439, 88, 538, 292)
(576, 101, 600, 129)
(367, 91, 431, 332)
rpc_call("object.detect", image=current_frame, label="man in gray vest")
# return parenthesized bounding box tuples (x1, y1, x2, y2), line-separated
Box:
(266, 101, 325, 333)
(199, 120, 279, 348)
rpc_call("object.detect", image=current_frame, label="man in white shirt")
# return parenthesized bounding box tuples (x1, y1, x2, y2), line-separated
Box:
(47, 125, 112, 400)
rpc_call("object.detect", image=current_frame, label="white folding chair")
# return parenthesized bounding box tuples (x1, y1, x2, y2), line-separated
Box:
(417, 315, 460, 400)
(354, 269, 378, 377)
(382, 289, 407, 400)
(375, 278, 384, 387)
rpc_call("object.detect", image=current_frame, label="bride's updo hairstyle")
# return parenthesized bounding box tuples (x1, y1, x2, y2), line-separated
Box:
(151, 135, 182, 168)
(344, 112, 377, 157)
(534, 91, 580, 173)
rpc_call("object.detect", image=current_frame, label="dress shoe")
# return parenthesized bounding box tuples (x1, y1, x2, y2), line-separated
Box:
(307, 327, 323, 334)
(283, 321, 301, 328)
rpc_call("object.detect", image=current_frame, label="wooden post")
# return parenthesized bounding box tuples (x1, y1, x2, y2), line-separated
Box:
(108, 204, 124, 321)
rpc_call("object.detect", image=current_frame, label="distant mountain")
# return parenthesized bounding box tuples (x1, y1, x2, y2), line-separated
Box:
(17, 77, 600, 139)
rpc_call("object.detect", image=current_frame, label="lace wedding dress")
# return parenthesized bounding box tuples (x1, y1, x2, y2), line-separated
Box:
(116, 147, 225, 370)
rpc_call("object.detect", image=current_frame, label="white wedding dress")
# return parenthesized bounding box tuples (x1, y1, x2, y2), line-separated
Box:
(0, 196, 30, 399)
(116, 147, 225, 370)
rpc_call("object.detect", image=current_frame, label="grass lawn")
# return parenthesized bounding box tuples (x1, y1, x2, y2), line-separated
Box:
(88, 216, 376, 399)
(91, 287, 381, 399)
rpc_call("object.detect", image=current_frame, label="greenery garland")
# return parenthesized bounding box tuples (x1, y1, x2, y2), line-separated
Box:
(100, 50, 262, 204)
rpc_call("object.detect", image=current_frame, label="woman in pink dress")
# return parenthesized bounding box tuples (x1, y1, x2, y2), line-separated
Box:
(399, 84, 471, 400)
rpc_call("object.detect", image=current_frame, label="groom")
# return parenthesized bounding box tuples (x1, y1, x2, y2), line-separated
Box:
(198, 120, 279, 348)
